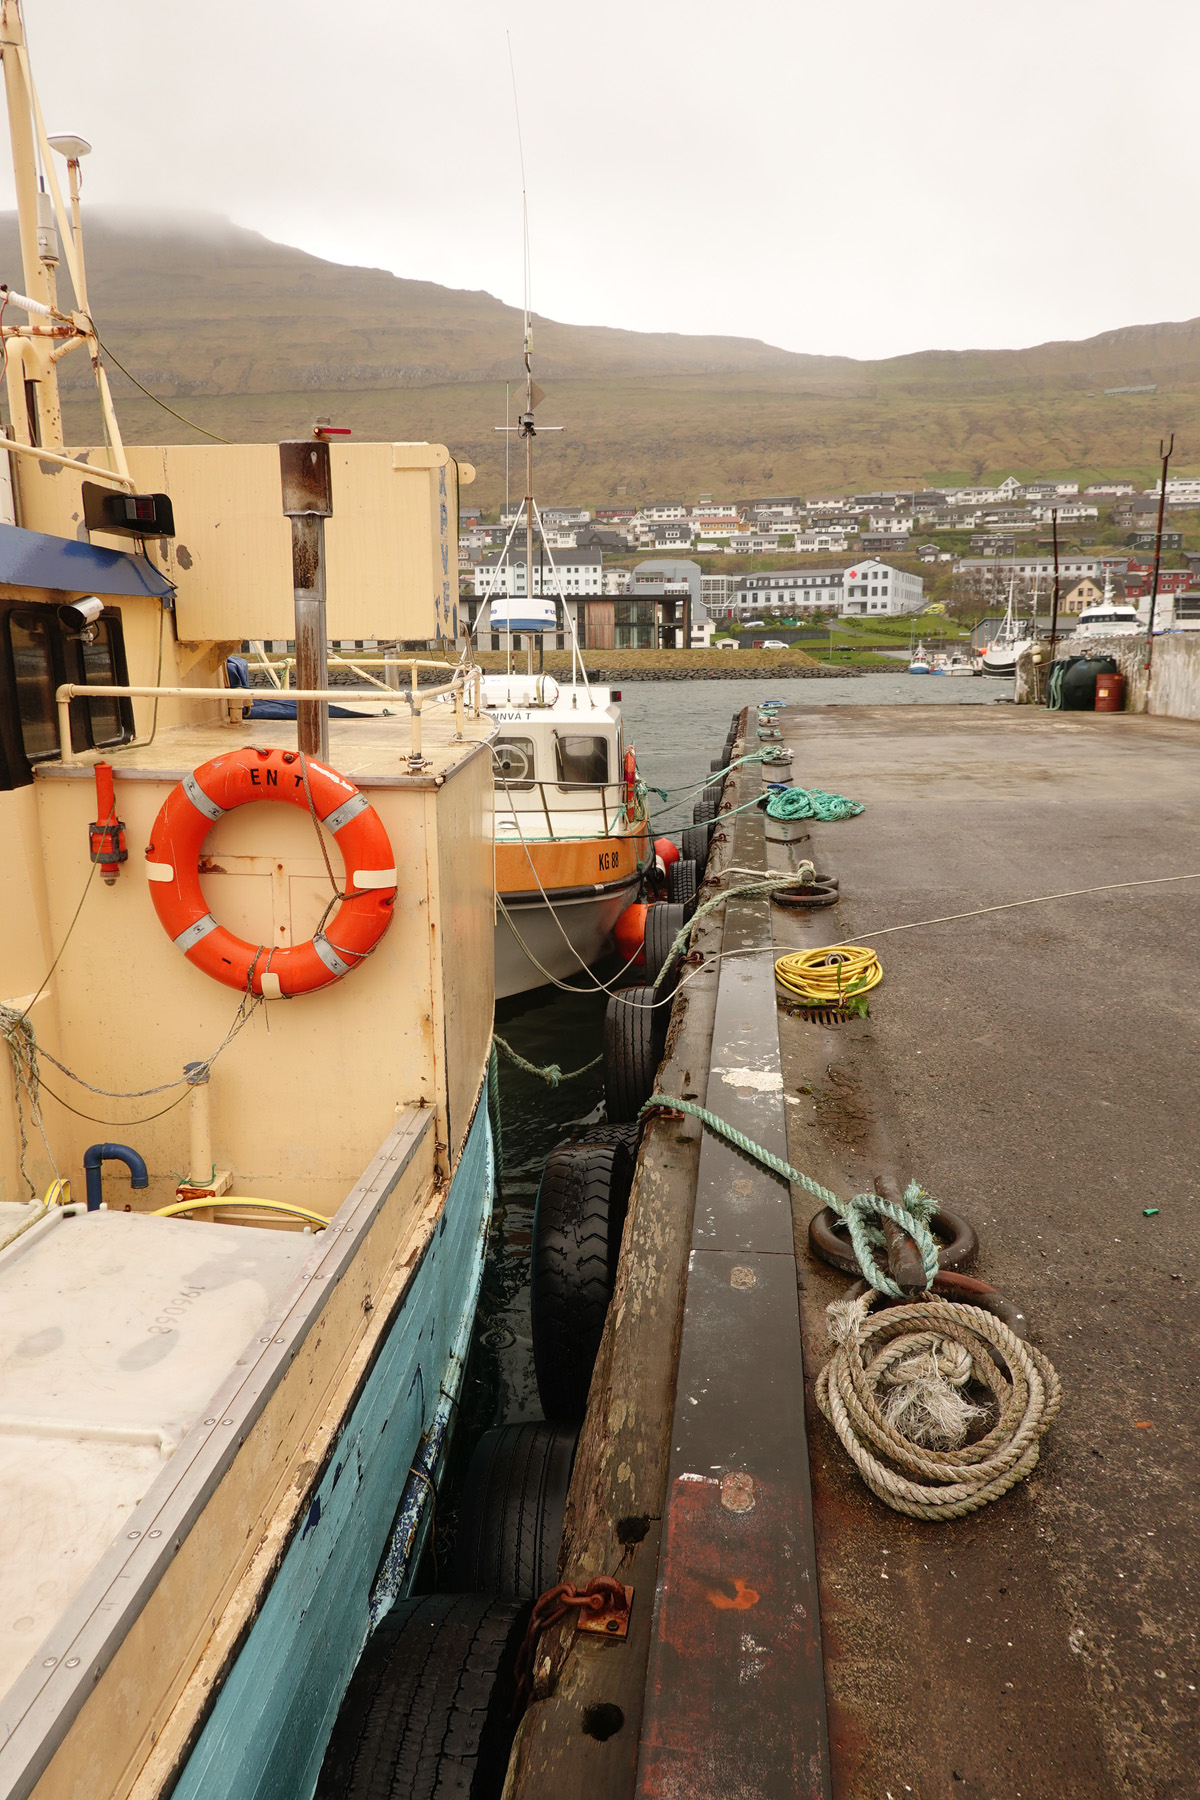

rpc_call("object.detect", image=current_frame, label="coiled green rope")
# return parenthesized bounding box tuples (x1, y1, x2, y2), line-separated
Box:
(766, 787, 864, 822)
(637, 1091, 938, 1296)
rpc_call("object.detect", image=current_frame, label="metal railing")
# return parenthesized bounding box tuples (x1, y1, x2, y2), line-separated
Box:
(53, 661, 484, 766)
(495, 777, 645, 842)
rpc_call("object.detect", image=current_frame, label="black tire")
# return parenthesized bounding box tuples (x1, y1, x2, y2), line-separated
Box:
(531, 1142, 635, 1419)
(710, 756, 727, 773)
(693, 799, 717, 824)
(703, 780, 724, 805)
(314, 1593, 526, 1800)
(603, 985, 665, 1124)
(571, 1120, 642, 1153)
(681, 823, 710, 867)
(643, 902, 688, 986)
(667, 857, 698, 907)
(450, 1422, 578, 1598)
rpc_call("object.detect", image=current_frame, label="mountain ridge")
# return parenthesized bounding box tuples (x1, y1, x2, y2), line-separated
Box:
(4, 211, 1194, 501)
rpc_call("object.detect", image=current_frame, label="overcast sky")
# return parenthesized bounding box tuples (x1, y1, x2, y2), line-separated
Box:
(4, 0, 1197, 362)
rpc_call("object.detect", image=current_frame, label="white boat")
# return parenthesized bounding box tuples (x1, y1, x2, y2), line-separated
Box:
(931, 652, 980, 676)
(1065, 569, 1143, 641)
(979, 571, 1035, 677)
(481, 674, 651, 997)
(908, 641, 931, 673)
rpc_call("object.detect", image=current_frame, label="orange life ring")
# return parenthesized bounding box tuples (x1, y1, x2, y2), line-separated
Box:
(145, 747, 397, 998)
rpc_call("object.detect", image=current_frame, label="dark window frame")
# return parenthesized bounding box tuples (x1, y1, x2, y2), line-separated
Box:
(0, 599, 135, 790)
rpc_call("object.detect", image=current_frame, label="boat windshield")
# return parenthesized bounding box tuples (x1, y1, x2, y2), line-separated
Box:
(554, 733, 609, 786)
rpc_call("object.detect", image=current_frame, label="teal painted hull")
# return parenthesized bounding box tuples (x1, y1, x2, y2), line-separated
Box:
(172, 1100, 493, 1800)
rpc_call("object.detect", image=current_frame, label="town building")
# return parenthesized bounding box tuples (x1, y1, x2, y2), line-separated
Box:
(473, 548, 602, 598)
(727, 560, 923, 619)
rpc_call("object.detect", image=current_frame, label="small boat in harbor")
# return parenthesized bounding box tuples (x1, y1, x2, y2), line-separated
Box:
(931, 651, 980, 676)
(1065, 569, 1143, 641)
(485, 673, 651, 998)
(979, 571, 1035, 677)
(908, 641, 931, 673)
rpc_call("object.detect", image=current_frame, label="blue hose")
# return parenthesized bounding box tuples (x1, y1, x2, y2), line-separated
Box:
(84, 1143, 149, 1211)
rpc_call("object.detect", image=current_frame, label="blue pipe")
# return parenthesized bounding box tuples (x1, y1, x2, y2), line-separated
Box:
(83, 1143, 149, 1212)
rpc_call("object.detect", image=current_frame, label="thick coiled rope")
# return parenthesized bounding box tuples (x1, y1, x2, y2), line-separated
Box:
(817, 1290, 1062, 1519)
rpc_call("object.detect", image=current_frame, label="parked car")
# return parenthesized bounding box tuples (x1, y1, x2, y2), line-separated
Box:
(760, 638, 788, 649)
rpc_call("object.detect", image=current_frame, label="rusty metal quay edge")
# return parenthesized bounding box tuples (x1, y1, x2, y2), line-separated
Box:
(503, 718, 832, 1800)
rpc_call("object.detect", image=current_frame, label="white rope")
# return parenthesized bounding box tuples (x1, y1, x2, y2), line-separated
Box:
(816, 1292, 1062, 1521)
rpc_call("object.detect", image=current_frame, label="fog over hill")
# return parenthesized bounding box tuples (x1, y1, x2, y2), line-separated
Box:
(4, 211, 1195, 503)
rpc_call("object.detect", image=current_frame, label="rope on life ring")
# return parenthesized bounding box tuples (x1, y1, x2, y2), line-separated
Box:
(145, 746, 397, 998)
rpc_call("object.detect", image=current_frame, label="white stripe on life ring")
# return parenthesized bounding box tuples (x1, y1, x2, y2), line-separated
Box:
(146, 862, 175, 883)
(352, 868, 397, 889)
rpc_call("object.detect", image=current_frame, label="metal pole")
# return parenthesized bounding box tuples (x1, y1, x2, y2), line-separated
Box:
(1146, 434, 1174, 677)
(1049, 509, 1060, 656)
(524, 425, 534, 677)
(280, 438, 333, 761)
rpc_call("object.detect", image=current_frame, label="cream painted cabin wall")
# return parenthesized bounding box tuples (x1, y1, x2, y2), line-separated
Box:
(25, 742, 493, 1217)
(8, 441, 471, 645)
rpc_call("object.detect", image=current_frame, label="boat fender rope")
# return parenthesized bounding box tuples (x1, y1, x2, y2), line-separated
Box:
(636, 1092, 939, 1296)
(491, 1033, 603, 1088)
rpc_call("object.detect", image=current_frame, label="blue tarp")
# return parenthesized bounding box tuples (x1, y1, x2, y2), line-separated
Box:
(0, 522, 174, 599)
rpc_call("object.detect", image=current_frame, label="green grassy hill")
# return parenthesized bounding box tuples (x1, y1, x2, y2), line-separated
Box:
(11, 210, 1196, 507)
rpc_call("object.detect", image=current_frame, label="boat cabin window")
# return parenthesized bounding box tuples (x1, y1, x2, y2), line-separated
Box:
(554, 733, 608, 787)
(1, 602, 134, 788)
(492, 736, 536, 788)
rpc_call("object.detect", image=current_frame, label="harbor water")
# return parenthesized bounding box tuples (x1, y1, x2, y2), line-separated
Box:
(464, 674, 1013, 1436)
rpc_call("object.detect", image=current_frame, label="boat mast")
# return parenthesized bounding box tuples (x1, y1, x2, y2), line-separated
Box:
(1, 0, 62, 446)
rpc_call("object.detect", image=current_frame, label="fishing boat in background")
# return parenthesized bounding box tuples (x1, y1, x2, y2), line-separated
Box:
(0, 10, 496, 1798)
(1066, 568, 1143, 641)
(931, 650, 980, 675)
(472, 281, 650, 997)
(979, 570, 1035, 676)
(908, 640, 931, 673)
(483, 672, 651, 998)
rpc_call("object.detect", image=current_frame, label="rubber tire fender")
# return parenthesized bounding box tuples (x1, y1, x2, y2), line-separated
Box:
(693, 798, 717, 824)
(603, 985, 666, 1124)
(531, 1141, 636, 1420)
(571, 1120, 642, 1153)
(710, 756, 728, 773)
(681, 823, 711, 868)
(449, 1422, 579, 1597)
(313, 1593, 527, 1800)
(703, 779, 724, 805)
(807, 1205, 980, 1277)
(667, 857, 698, 908)
(642, 901, 689, 986)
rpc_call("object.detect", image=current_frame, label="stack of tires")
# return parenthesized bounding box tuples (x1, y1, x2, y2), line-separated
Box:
(317, 1419, 580, 1800)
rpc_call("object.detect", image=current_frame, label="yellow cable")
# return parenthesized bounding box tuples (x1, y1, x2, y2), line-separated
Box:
(153, 1197, 329, 1230)
(774, 945, 883, 1006)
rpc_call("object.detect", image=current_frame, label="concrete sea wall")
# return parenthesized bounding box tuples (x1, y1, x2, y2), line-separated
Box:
(1021, 633, 1200, 720)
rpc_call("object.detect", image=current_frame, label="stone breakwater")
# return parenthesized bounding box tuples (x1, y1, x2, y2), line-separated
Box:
(555, 663, 858, 683)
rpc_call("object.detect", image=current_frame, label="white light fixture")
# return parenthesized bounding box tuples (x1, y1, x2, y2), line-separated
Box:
(47, 134, 91, 160)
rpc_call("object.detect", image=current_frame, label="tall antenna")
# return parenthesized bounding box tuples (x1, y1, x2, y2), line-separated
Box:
(492, 34, 563, 678)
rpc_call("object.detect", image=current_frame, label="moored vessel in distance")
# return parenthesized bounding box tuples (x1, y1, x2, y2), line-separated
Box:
(0, 9, 496, 1797)
(484, 673, 651, 997)
(908, 640, 931, 672)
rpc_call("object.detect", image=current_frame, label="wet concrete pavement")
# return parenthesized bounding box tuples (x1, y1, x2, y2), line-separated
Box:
(771, 705, 1199, 1800)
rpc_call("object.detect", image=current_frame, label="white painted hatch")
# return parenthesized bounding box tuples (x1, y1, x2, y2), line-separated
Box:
(0, 1208, 313, 1702)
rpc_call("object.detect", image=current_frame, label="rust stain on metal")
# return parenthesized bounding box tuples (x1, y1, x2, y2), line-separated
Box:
(576, 1583, 634, 1639)
(720, 1471, 756, 1513)
(708, 1577, 760, 1611)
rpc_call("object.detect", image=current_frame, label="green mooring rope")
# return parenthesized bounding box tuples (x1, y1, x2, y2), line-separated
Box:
(492, 1033, 603, 1089)
(637, 1091, 938, 1297)
(766, 786, 865, 822)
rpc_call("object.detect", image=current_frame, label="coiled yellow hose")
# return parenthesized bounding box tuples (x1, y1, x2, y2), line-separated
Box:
(774, 945, 883, 1005)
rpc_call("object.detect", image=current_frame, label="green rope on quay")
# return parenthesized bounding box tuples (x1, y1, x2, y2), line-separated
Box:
(766, 787, 864, 822)
(492, 1033, 604, 1089)
(637, 1092, 939, 1297)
